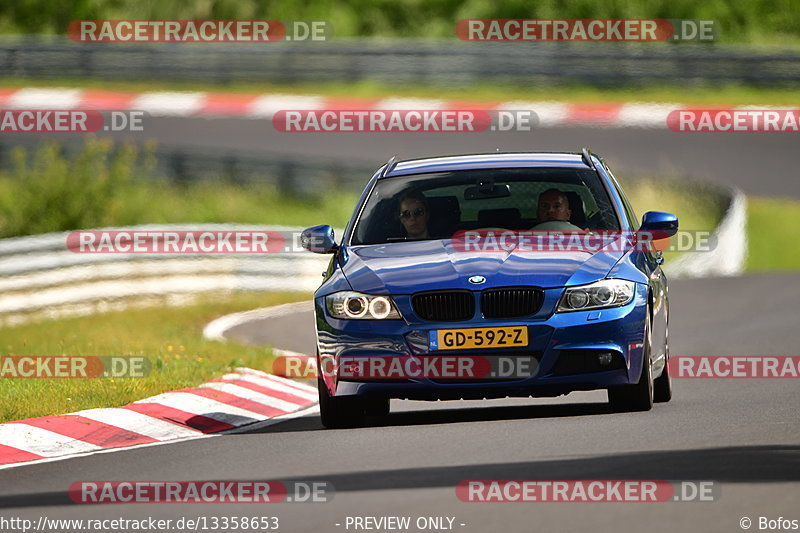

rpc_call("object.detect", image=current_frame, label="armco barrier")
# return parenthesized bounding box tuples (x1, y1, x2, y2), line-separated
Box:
(2, 37, 799, 88)
(0, 224, 332, 326)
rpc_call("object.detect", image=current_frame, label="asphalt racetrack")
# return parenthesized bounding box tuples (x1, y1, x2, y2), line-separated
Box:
(103, 117, 800, 197)
(3, 120, 799, 533)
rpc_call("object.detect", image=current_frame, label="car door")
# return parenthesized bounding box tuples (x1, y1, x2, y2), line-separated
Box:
(605, 165, 669, 370)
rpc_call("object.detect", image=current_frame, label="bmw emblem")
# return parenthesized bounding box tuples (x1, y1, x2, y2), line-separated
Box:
(468, 275, 486, 285)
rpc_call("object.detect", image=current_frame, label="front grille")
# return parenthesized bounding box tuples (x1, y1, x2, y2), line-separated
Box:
(481, 287, 543, 319)
(412, 290, 474, 322)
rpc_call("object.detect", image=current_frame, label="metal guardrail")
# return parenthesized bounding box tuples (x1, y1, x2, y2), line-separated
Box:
(0, 224, 332, 326)
(2, 37, 800, 87)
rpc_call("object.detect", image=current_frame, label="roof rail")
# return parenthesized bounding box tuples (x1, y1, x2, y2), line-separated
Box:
(380, 155, 399, 177)
(581, 147, 596, 170)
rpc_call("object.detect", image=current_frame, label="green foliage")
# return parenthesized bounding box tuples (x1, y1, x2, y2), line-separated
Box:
(0, 139, 155, 237)
(0, 139, 358, 238)
(0, 0, 798, 44)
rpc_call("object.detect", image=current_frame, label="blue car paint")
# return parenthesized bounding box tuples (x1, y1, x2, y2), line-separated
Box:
(311, 152, 671, 401)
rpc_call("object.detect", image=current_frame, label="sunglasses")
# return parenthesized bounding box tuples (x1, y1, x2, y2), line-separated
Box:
(399, 208, 427, 219)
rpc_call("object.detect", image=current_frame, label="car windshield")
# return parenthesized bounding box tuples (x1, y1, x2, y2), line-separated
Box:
(351, 167, 620, 245)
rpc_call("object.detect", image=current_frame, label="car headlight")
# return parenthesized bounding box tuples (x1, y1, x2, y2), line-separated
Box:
(326, 291, 402, 320)
(557, 279, 636, 312)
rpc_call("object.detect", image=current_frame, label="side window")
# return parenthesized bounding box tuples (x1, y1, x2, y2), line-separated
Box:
(605, 164, 661, 261)
(605, 165, 639, 230)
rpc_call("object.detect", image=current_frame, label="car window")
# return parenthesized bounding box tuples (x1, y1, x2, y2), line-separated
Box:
(603, 165, 639, 230)
(351, 168, 620, 245)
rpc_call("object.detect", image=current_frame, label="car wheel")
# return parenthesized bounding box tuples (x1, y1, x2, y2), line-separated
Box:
(654, 321, 672, 403)
(318, 377, 364, 429)
(608, 312, 654, 412)
(364, 397, 390, 417)
(653, 361, 672, 403)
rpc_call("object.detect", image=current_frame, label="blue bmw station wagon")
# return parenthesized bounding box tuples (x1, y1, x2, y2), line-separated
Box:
(302, 150, 678, 428)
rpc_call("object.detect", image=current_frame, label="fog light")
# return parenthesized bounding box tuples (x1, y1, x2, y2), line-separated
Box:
(597, 352, 614, 366)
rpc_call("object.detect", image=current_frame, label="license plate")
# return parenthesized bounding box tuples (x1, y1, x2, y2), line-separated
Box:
(429, 326, 528, 351)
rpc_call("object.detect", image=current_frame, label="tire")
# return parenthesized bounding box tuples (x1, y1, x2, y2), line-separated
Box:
(364, 398, 390, 417)
(318, 377, 364, 429)
(653, 360, 672, 403)
(654, 321, 672, 403)
(608, 312, 654, 412)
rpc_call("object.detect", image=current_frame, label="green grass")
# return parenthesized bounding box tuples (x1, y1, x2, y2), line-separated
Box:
(0, 139, 359, 238)
(625, 178, 723, 233)
(0, 291, 310, 422)
(622, 177, 724, 263)
(746, 197, 800, 271)
(0, 173, 358, 236)
(4, 78, 800, 106)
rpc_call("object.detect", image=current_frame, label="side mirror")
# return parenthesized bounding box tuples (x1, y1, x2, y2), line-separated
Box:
(300, 225, 338, 254)
(640, 211, 679, 238)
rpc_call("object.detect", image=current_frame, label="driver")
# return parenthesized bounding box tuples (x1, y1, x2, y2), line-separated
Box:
(532, 188, 583, 231)
(398, 190, 430, 240)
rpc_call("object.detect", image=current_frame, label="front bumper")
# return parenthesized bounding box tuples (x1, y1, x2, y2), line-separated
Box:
(315, 284, 649, 400)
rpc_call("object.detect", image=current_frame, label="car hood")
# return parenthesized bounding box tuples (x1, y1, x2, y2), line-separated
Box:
(342, 238, 627, 294)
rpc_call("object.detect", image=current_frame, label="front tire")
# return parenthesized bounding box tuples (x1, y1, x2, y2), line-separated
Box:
(654, 321, 672, 403)
(608, 312, 654, 412)
(653, 361, 672, 403)
(318, 377, 364, 428)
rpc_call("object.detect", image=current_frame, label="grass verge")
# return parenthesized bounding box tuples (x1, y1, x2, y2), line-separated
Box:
(625, 178, 723, 233)
(746, 197, 800, 271)
(0, 140, 359, 238)
(0, 291, 309, 423)
(623, 177, 724, 264)
(3, 78, 800, 106)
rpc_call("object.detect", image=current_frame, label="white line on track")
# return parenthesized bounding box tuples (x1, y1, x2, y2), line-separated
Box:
(203, 300, 312, 341)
